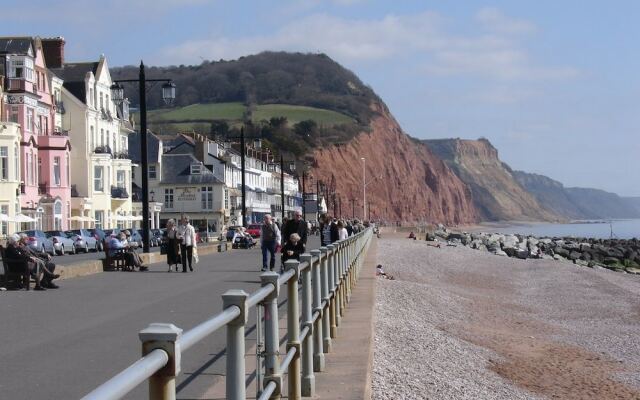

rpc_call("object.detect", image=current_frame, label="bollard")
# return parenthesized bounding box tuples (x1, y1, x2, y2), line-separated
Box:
(222, 290, 249, 400)
(319, 246, 332, 352)
(309, 250, 325, 371)
(285, 259, 302, 400)
(299, 253, 315, 397)
(139, 323, 182, 400)
(261, 272, 283, 399)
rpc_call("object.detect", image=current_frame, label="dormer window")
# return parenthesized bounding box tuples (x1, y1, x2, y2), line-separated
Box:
(190, 164, 202, 175)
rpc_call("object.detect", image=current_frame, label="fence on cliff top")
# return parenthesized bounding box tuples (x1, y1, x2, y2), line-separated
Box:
(81, 228, 373, 400)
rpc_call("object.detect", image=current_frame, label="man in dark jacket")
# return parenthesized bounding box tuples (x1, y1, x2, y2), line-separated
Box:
(282, 211, 308, 249)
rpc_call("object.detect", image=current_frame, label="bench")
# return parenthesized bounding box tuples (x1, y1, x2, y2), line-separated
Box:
(0, 245, 30, 290)
(103, 240, 127, 271)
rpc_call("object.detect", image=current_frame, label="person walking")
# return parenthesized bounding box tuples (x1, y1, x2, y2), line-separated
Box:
(260, 214, 281, 272)
(282, 210, 309, 249)
(164, 219, 181, 272)
(177, 215, 197, 272)
(337, 220, 349, 240)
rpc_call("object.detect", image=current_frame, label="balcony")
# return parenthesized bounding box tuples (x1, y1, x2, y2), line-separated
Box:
(111, 186, 129, 199)
(20, 183, 25, 194)
(71, 184, 80, 197)
(55, 101, 66, 115)
(52, 129, 69, 136)
(38, 182, 47, 195)
(6, 78, 26, 92)
(113, 152, 130, 160)
(93, 145, 112, 155)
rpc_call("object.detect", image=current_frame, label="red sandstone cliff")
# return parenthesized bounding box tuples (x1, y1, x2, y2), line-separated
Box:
(308, 105, 478, 225)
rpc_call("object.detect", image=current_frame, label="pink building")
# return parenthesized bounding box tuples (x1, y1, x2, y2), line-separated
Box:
(0, 37, 71, 230)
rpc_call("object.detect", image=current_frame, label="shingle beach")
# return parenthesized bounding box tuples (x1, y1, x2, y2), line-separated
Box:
(372, 235, 640, 399)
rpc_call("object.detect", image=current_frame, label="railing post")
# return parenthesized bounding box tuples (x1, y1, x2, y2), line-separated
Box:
(319, 246, 332, 352)
(139, 323, 182, 400)
(299, 253, 315, 397)
(222, 290, 249, 400)
(310, 249, 325, 371)
(285, 259, 302, 400)
(261, 272, 282, 399)
(327, 244, 339, 337)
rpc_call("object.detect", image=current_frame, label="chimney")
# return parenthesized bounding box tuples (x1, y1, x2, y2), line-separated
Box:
(41, 37, 65, 68)
(194, 139, 207, 164)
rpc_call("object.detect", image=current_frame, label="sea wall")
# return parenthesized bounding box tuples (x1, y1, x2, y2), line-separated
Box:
(428, 229, 640, 275)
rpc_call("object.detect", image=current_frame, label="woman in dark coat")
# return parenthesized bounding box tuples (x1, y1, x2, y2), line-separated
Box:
(164, 219, 181, 272)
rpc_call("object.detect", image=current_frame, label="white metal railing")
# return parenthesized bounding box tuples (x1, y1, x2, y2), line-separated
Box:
(81, 228, 373, 400)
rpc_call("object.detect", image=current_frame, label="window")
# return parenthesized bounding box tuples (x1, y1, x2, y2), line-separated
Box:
(26, 108, 34, 132)
(100, 92, 103, 109)
(121, 137, 127, 153)
(190, 164, 202, 174)
(116, 170, 125, 188)
(0, 205, 7, 235)
(37, 157, 42, 184)
(224, 188, 229, 210)
(0, 147, 7, 180)
(100, 129, 104, 146)
(90, 126, 94, 149)
(94, 166, 104, 192)
(164, 188, 174, 208)
(26, 153, 32, 184)
(148, 165, 157, 179)
(53, 157, 61, 186)
(89, 88, 94, 106)
(14, 148, 18, 181)
(112, 135, 116, 153)
(95, 210, 103, 229)
(201, 186, 213, 210)
(66, 154, 70, 185)
(9, 106, 18, 123)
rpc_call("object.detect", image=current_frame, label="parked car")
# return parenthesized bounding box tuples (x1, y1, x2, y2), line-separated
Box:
(226, 226, 242, 241)
(88, 228, 107, 251)
(45, 230, 77, 255)
(17, 230, 55, 255)
(137, 229, 160, 247)
(126, 229, 142, 247)
(151, 229, 164, 246)
(66, 229, 99, 252)
(246, 224, 261, 238)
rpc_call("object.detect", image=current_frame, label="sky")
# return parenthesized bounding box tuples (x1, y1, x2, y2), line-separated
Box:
(3, 0, 639, 195)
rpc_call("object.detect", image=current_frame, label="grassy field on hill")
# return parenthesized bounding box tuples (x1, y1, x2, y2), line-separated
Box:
(144, 102, 354, 127)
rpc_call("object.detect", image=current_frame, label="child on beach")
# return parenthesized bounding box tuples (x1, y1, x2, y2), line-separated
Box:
(376, 264, 394, 280)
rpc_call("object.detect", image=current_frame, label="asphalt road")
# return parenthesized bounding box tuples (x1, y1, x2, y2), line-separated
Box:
(0, 235, 321, 400)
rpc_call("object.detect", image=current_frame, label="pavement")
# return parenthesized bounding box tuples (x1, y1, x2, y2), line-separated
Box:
(0, 233, 378, 400)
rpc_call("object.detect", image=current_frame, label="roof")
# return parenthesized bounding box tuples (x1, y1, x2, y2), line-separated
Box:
(50, 62, 99, 103)
(0, 37, 33, 55)
(161, 154, 224, 185)
(128, 131, 160, 163)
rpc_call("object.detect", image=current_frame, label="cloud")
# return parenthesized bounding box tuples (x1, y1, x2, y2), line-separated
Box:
(475, 7, 537, 35)
(153, 9, 578, 85)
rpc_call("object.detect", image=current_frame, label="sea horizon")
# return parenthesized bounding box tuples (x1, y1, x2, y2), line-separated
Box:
(478, 219, 640, 240)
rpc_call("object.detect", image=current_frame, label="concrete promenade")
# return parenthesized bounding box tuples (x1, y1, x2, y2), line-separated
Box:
(0, 234, 378, 399)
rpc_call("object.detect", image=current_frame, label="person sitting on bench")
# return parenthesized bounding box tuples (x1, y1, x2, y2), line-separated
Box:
(8, 234, 60, 290)
(109, 233, 147, 271)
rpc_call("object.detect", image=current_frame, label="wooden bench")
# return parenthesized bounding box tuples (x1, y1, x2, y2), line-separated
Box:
(0, 245, 30, 290)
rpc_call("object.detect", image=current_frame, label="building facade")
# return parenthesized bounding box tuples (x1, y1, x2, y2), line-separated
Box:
(0, 74, 22, 237)
(0, 36, 72, 231)
(50, 46, 133, 230)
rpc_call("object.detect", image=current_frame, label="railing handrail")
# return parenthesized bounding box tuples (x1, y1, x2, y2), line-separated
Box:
(81, 227, 374, 400)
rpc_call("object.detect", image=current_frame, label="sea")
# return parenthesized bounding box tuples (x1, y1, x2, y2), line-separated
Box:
(480, 219, 640, 240)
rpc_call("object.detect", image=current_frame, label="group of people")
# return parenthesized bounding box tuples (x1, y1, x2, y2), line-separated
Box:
(319, 214, 367, 246)
(256, 211, 308, 272)
(107, 230, 147, 271)
(4, 233, 60, 290)
(163, 215, 198, 273)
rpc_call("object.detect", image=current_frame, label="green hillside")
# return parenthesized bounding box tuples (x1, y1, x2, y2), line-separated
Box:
(147, 102, 246, 121)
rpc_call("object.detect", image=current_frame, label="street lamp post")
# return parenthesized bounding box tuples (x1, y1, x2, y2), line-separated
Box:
(111, 61, 175, 253)
(361, 158, 366, 221)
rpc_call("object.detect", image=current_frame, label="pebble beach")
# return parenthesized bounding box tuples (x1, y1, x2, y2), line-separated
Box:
(372, 235, 640, 399)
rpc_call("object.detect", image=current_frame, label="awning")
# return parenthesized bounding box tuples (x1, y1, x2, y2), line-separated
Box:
(13, 213, 36, 223)
(0, 214, 9, 222)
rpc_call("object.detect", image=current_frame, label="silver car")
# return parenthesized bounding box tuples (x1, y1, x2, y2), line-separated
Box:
(45, 230, 77, 255)
(19, 230, 55, 255)
(66, 229, 99, 253)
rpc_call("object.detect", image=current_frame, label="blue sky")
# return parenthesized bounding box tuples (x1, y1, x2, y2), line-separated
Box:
(4, 0, 639, 195)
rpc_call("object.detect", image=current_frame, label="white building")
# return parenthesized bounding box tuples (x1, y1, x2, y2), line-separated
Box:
(51, 54, 134, 229)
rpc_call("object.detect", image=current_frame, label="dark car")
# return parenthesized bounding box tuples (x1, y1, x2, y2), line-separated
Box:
(88, 228, 107, 251)
(151, 229, 164, 246)
(18, 230, 55, 255)
(246, 224, 261, 238)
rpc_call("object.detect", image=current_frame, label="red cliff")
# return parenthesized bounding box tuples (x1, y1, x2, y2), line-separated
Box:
(308, 105, 479, 225)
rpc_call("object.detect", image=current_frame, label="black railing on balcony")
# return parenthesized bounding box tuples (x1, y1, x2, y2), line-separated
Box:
(94, 145, 112, 155)
(52, 129, 69, 136)
(111, 186, 129, 199)
(113, 152, 130, 160)
(71, 184, 80, 198)
(7, 78, 26, 91)
(20, 183, 25, 194)
(38, 183, 47, 195)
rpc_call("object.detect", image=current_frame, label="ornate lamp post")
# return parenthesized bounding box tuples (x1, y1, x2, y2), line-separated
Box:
(111, 61, 175, 252)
